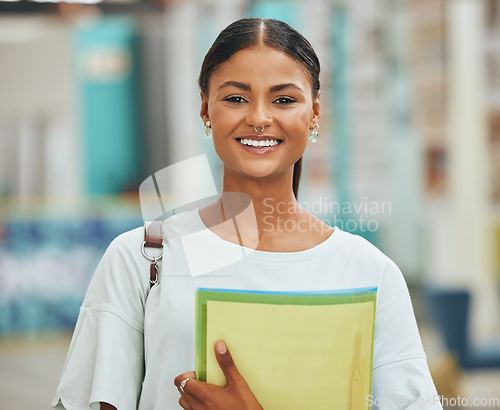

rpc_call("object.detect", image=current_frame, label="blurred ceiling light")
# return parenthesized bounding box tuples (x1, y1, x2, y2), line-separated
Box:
(0, 0, 143, 3)
(27, 0, 103, 3)
(72, 0, 103, 4)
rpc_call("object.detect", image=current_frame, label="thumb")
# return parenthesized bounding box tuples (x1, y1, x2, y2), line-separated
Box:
(214, 340, 243, 386)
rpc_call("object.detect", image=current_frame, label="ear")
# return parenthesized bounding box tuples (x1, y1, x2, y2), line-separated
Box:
(200, 91, 209, 123)
(310, 90, 321, 128)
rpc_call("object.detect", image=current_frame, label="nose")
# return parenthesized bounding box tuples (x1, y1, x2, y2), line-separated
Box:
(245, 101, 272, 131)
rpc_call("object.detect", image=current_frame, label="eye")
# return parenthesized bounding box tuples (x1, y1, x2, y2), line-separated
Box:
(274, 96, 297, 104)
(224, 95, 247, 103)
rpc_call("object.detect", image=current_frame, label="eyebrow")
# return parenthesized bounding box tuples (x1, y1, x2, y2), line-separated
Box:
(270, 83, 304, 93)
(217, 81, 250, 92)
(217, 81, 304, 94)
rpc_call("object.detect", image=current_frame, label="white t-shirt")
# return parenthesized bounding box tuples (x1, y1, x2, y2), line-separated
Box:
(53, 209, 442, 410)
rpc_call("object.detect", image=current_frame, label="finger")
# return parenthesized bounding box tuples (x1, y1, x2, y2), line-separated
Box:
(174, 372, 197, 398)
(179, 396, 191, 410)
(174, 371, 196, 389)
(179, 386, 206, 409)
(214, 340, 243, 386)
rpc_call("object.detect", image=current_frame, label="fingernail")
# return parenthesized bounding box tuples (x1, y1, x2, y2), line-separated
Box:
(216, 340, 227, 355)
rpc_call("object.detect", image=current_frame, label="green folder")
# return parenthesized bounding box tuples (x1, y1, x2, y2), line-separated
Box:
(195, 287, 377, 410)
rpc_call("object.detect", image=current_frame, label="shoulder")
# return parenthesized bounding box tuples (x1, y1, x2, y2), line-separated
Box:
(84, 226, 150, 307)
(333, 227, 383, 253)
(98, 225, 163, 271)
(101, 209, 200, 264)
(332, 228, 394, 271)
(161, 208, 204, 237)
(108, 226, 144, 254)
(324, 228, 409, 297)
(106, 208, 202, 254)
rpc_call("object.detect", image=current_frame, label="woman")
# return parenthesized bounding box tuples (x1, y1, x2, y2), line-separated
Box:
(54, 18, 441, 409)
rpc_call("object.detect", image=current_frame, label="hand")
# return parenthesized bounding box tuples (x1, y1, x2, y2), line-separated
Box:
(174, 340, 263, 410)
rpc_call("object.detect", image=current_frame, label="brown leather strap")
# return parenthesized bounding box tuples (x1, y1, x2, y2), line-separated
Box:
(150, 263, 158, 288)
(144, 221, 163, 248)
(144, 221, 163, 288)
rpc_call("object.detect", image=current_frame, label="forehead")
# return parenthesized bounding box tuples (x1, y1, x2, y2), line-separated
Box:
(209, 47, 313, 93)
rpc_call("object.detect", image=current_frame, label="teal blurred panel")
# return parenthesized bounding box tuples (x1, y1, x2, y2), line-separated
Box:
(247, 0, 299, 28)
(329, 7, 377, 244)
(75, 17, 141, 195)
(331, 6, 351, 207)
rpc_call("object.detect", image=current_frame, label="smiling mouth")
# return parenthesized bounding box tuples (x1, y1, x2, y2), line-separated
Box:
(236, 138, 283, 147)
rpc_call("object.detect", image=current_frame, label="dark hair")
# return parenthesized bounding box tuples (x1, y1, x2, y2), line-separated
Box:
(199, 18, 320, 199)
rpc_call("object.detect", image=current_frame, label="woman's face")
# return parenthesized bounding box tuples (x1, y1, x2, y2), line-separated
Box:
(201, 46, 320, 183)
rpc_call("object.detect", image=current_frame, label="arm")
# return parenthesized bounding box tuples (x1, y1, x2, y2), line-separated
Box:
(174, 341, 262, 410)
(371, 261, 442, 409)
(53, 229, 147, 409)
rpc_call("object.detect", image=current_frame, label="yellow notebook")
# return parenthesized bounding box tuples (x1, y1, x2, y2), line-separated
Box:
(195, 287, 377, 410)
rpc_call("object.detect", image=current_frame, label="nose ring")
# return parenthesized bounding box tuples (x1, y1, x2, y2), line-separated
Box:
(253, 126, 265, 132)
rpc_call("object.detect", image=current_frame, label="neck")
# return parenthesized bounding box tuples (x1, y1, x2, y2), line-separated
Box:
(221, 167, 299, 221)
(198, 167, 333, 252)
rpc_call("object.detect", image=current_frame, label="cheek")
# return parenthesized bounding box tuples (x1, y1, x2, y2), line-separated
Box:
(282, 110, 311, 135)
(209, 107, 241, 135)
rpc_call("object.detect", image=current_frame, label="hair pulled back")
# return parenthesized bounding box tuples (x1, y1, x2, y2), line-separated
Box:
(199, 18, 320, 199)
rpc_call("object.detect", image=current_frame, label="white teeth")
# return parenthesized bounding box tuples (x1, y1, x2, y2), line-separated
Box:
(239, 139, 280, 147)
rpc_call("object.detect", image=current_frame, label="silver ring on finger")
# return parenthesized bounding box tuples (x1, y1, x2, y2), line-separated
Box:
(180, 377, 192, 394)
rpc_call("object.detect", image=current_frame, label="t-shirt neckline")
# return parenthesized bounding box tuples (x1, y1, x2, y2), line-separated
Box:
(192, 208, 339, 261)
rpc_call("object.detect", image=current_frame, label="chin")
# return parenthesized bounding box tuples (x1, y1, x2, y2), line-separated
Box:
(222, 155, 293, 182)
(237, 165, 288, 182)
(240, 169, 277, 180)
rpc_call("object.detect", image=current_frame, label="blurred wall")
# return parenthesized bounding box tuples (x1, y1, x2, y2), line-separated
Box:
(0, 0, 499, 341)
(0, 16, 80, 202)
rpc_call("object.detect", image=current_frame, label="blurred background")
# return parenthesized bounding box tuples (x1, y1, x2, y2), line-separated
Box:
(1, 0, 500, 408)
